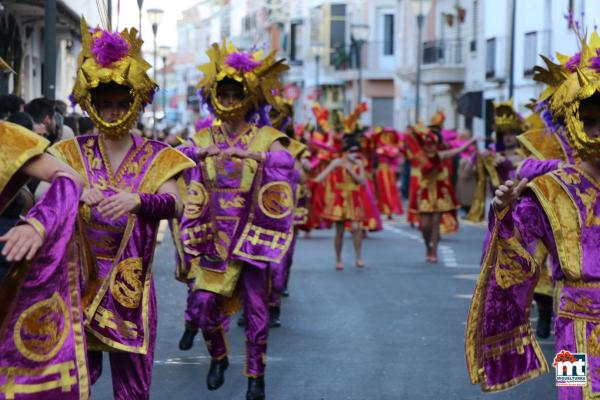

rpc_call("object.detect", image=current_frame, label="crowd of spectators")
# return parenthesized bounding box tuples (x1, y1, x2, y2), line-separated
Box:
(1, 93, 185, 147)
(1, 94, 95, 143)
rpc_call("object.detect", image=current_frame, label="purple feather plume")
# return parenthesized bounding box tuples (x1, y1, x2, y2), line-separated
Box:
(225, 51, 262, 72)
(535, 100, 563, 135)
(565, 52, 581, 72)
(195, 116, 214, 131)
(589, 49, 600, 73)
(91, 30, 130, 67)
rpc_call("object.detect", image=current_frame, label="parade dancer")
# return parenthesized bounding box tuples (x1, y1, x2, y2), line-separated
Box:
(373, 127, 405, 219)
(0, 121, 89, 400)
(267, 96, 310, 326)
(315, 136, 367, 270)
(467, 101, 527, 222)
(177, 41, 294, 400)
(47, 19, 194, 399)
(412, 123, 475, 263)
(466, 32, 600, 399)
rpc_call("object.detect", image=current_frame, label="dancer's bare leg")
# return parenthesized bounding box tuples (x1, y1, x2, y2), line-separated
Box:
(334, 221, 345, 269)
(351, 222, 364, 268)
(419, 213, 433, 261)
(430, 212, 442, 263)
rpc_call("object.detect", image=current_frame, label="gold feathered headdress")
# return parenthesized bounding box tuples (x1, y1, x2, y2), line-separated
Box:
(196, 40, 289, 122)
(494, 100, 525, 133)
(72, 17, 157, 139)
(533, 30, 600, 159)
(269, 95, 294, 132)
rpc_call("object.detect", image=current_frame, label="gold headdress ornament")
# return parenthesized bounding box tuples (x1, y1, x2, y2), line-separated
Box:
(494, 99, 525, 133)
(429, 111, 446, 128)
(269, 94, 294, 131)
(72, 17, 157, 139)
(196, 40, 289, 122)
(339, 102, 368, 134)
(311, 102, 332, 133)
(533, 29, 600, 159)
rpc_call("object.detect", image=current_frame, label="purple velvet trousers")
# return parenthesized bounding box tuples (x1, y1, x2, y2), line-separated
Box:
(88, 282, 157, 400)
(185, 264, 270, 377)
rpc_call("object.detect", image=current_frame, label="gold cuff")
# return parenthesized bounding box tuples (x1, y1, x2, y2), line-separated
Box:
(24, 217, 46, 240)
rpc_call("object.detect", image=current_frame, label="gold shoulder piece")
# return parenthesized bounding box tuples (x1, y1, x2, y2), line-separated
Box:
(48, 138, 90, 187)
(0, 122, 49, 212)
(287, 139, 307, 160)
(250, 126, 289, 152)
(139, 147, 195, 193)
(517, 129, 568, 161)
(191, 128, 213, 148)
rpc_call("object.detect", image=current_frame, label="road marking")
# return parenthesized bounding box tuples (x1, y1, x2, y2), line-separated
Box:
(454, 294, 473, 300)
(155, 355, 284, 365)
(453, 274, 479, 281)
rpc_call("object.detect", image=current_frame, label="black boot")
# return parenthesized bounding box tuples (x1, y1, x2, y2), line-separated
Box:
(536, 308, 552, 339)
(269, 306, 281, 328)
(206, 357, 229, 391)
(178, 328, 198, 351)
(237, 312, 246, 327)
(246, 376, 265, 400)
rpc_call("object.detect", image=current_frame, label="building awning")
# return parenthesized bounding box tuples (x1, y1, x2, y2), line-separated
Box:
(458, 91, 482, 118)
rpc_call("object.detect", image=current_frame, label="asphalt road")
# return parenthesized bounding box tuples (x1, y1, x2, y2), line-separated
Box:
(92, 218, 557, 399)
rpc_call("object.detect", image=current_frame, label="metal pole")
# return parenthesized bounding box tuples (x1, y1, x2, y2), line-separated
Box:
(162, 55, 167, 121)
(315, 54, 320, 102)
(357, 40, 363, 104)
(107, 0, 112, 30)
(415, 14, 424, 123)
(152, 24, 158, 140)
(44, 0, 57, 99)
(508, 0, 516, 98)
(137, 0, 144, 36)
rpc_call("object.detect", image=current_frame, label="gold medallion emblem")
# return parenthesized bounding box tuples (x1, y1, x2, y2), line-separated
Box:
(14, 292, 70, 362)
(110, 258, 144, 309)
(184, 181, 209, 219)
(258, 181, 293, 219)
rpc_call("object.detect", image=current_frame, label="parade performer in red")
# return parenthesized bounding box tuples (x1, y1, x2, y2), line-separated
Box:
(373, 127, 404, 219)
(337, 104, 382, 232)
(315, 136, 366, 270)
(412, 122, 475, 263)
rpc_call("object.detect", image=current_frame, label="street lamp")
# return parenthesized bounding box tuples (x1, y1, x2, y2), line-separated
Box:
(159, 45, 171, 124)
(147, 8, 163, 139)
(410, 0, 432, 123)
(350, 23, 370, 105)
(137, 0, 144, 36)
(311, 43, 325, 102)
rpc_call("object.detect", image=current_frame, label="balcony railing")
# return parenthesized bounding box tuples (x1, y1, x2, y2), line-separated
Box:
(330, 41, 395, 72)
(422, 39, 465, 66)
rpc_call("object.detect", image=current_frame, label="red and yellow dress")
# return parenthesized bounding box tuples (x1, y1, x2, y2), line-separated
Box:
(413, 128, 460, 233)
(404, 133, 422, 226)
(321, 159, 365, 222)
(356, 134, 382, 231)
(374, 128, 404, 217)
(306, 131, 339, 229)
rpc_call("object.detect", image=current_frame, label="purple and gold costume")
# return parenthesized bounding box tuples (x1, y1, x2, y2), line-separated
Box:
(50, 134, 193, 399)
(179, 126, 294, 377)
(0, 122, 88, 400)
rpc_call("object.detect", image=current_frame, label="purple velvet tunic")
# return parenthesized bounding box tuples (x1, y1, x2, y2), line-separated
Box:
(0, 174, 87, 400)
(467, 165, 600, 399)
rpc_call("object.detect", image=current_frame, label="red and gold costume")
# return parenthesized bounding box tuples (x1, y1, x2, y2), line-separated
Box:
(321, 155, 365, 222)
(373, 127, 404, 218)
(413, 124, 460, 232)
